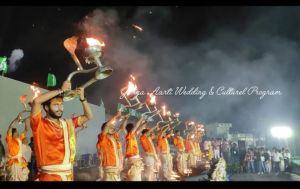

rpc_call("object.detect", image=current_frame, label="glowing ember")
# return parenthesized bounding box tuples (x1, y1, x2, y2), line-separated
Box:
(162, 105, 166, 116)
(148, 93, 156, 105)
(86, 38, 105, 47)
(126, 81, 137, 97)
(30, 85, 41, 101)
(19, 95, 27, 103)
(130, 74, 135, 81)
(132, 24, 143, 32)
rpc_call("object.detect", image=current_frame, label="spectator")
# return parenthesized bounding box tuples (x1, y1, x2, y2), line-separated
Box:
(253, 148, 259, 173)
(212, 138, 220, 161)
(271, 147, 276, 172)
(244, 148, 255, 173)
(263, 148, 271, 174)
(221, 139, 230, 163)
(273, 149, 281, 175)
(279, 149, 285, 172)
(283, 149, 291, 171)
(230, 143, 239, 163)
(257, 148, 266, 175)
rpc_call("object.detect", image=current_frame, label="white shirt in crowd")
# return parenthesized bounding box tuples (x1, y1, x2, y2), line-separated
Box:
(22, 144, 32, 163)
(273, 152, 282, 162)
(283, 152, 291, 159)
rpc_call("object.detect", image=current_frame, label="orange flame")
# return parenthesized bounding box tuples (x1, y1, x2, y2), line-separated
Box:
(130, 74, 135, 81)
(126, 81, 137, 97)
(148, 93, 156, 105)
(19, 95, 27, 103)
(86, 38, 105, 47)
(30, 85, 41, 101)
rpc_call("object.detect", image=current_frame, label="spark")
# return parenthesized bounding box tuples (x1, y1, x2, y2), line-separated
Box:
(132, 24, 143, 32)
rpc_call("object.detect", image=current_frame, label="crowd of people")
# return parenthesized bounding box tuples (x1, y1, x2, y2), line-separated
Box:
(243, 147, 291, 175)
(200, 138, 293, 176)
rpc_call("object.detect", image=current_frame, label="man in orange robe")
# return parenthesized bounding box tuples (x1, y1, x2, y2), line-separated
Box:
(173, 130, 187, 175)
(157, 124, 173, 181)
(124, 116, 145, 181)
(6, 113, 30, 181)
(140, 123, 160, 181)
(97, 117, 121, 181)
(30, 80, 93, 181)
(96, 112, 129, 181)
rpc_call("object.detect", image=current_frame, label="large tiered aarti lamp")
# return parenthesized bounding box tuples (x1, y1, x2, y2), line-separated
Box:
(63, 36, 113, 101)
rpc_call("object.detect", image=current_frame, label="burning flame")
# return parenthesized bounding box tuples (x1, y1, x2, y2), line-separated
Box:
(130, 74, 135, 81)
(148, 93, 156, 105)
(19, 95, 27, 103)
(126, 81, 137, 97)
(30, 85, 41, 101)
(86, 38, 105, 47)
(189, 121, 195, 125)
(162, 105, 166, 116)
(132, 24, 143, 32)
(166, 111, 171, 116)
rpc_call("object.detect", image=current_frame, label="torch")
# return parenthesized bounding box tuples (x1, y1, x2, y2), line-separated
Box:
(19, 95, 29, 111)
(17, 85, 41, 124)
(120, 75, 144, 110)
(141, 93, 161, 121)
(63, 36, 113, 101)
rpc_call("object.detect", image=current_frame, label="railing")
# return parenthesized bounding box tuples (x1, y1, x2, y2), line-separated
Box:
(75, 153, 99, 169)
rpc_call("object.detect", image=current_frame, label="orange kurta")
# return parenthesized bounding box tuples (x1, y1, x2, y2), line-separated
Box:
(113, 133, 121, 150)
(140, 134, 155, 154)
(6, 132, 26, 166)
(98, 133, 118, 167)
(157, 135, 170, 154)
(173, 136, 185, 152)
(185, 140, 195, 153)
(125, 131, 139, 158)
(30, 111, 79, 168)
(96, 140, 101, 157)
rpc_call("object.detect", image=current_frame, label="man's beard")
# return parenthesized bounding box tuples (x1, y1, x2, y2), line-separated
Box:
(48, 110, 63, 119)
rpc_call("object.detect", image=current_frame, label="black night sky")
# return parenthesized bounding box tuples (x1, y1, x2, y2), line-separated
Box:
(1, 6, 300, 135)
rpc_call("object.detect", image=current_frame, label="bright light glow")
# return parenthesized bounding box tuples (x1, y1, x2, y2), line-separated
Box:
(271, 126, 292, 139)
(86, 38, 105, 47)
(126, 81, 137, 97)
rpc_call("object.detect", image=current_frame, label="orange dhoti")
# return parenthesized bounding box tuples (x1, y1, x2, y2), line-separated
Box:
(6, 161, 29, 181)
